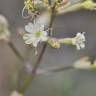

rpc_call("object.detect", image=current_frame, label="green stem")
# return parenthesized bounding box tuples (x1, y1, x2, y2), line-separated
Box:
(8, 42, 24, 61)
(8, 41, 25, 90)
(37, 65, 74, 75)
(18, 2, 57, 94)
(46, 65, 73, 73)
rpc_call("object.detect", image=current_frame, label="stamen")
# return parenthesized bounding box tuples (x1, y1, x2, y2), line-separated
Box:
(22, 7, 30, 18)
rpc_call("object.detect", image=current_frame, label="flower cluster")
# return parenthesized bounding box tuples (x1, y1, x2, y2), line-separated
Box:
(22, 0, 86, 54)
(22, 0, 43, 18)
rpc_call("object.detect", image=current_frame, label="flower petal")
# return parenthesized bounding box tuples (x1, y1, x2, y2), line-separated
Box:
(80, 43, 85, 49)
(41, 36, 47, 41)
(23, 34, 34, 40)
(33, 23, 40, 32)
(33, 0, 42, 5)
(81, 32, 86, 41)
(25, 23, 34, 33)
(40, 24, 44, 31)
(25, 39, 33, 44)
(32, 39, 39, 47)
(42, 31, 47, 36)
(76, 44, 80, 50)
(76, 32, 81, 37)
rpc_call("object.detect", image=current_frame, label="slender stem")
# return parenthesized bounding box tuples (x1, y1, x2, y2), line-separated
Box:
(18, 2, 57, 94)
(36, 65, 74, 76)
(8, 42, 24, 61)
(17, 65, 73, 91)
(42, 65, 74, 74)
(18, 43, 47, 93)
(57, 3, 83, 14)
(8, 41, 25, 90)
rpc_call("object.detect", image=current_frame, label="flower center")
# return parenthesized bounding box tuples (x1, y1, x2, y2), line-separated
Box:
(35, 31, 41, 38)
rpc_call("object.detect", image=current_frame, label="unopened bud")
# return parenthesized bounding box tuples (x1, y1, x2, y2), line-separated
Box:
(82, 0, 96, 10)
(0, 15, 11, 42)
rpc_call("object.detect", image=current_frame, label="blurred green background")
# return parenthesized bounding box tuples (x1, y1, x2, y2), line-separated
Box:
(0, 0, 96, 96)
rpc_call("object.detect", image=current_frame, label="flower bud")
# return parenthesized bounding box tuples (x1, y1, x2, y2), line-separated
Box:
(0, 15, 11, 42)
(48, 38, 60, 49)
(82, 0, 96, 10)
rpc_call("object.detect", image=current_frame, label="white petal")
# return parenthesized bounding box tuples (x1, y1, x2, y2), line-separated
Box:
(76, 32, 81, 37)
(80, 43, 85, 49)
(40, 31, 48, 41)
(25, 39, 33, 44)
(81, 33, 86, 41)
(76, 44, 80, 50)
(23, 34, 30, 40)
(72, 38, 76, 45)
(25, 23, 34, 33)
(41, 36, 47, 41)
(34, 23, 40, 32)
(42, 31, 47, 36)
(32, 40, 39, 47)
(23, 34, 34, 40)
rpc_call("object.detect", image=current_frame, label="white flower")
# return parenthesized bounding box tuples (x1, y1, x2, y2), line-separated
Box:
(10, 91, 23, 96)
(72, 32, 86, 50)
(23, 22, 48, 47)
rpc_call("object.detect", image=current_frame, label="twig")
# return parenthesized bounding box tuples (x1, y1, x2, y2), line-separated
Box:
(8, 41, 24, 61)
(36, 65, 74, 75)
